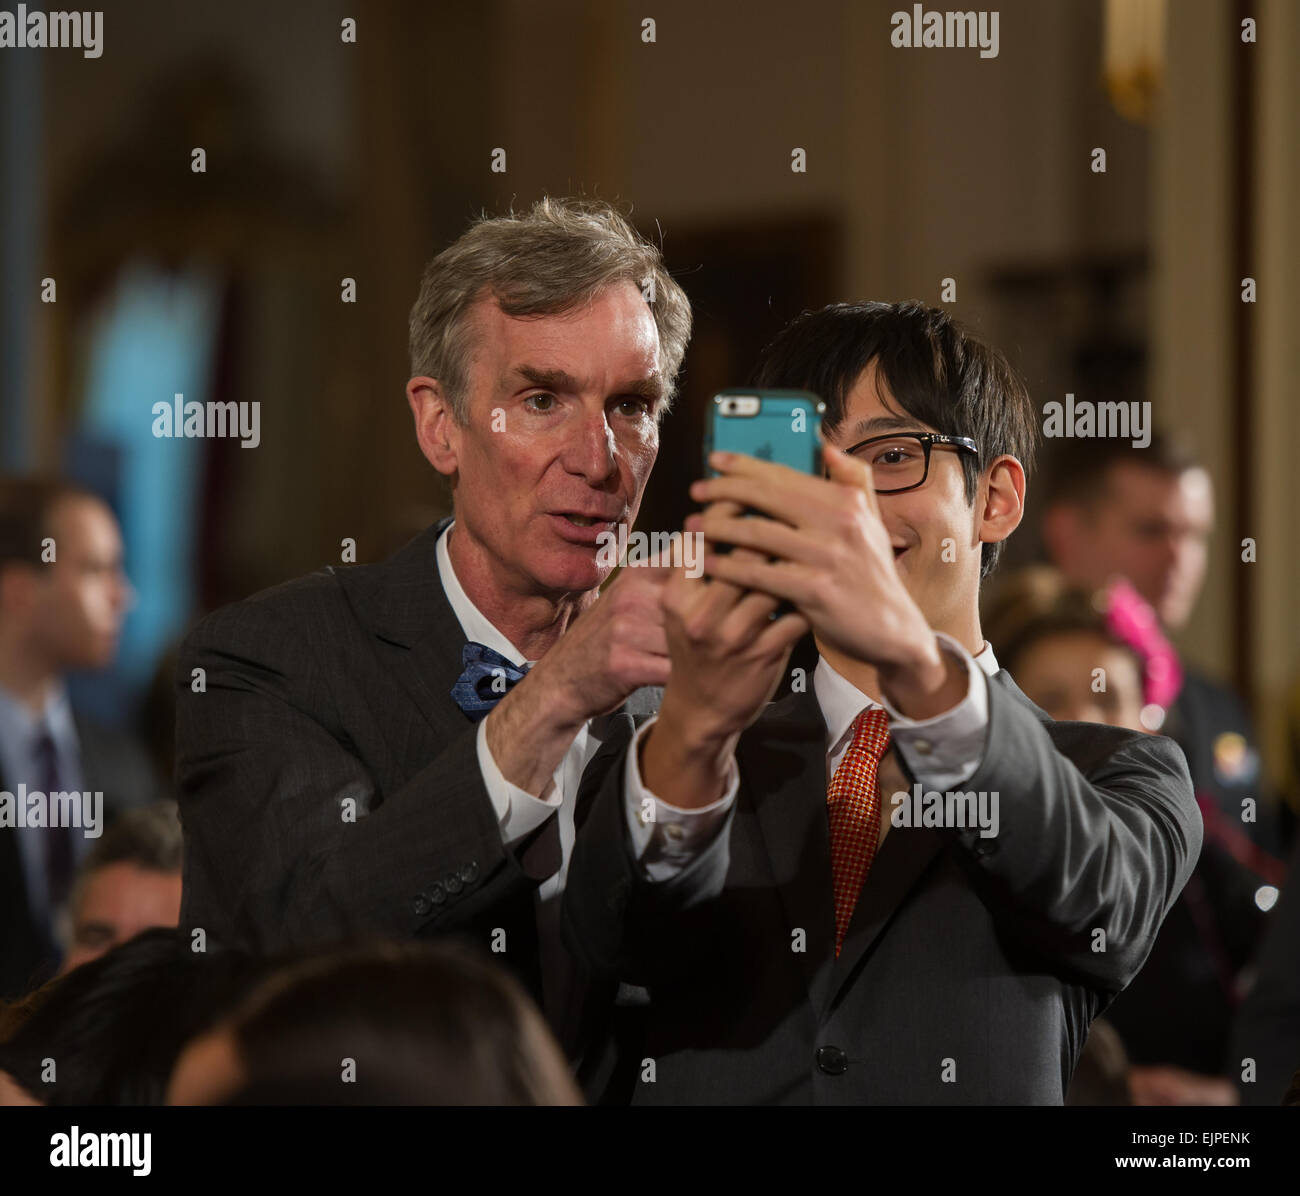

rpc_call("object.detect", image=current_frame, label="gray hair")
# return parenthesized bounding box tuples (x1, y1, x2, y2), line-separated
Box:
(408, 198, 692, 422)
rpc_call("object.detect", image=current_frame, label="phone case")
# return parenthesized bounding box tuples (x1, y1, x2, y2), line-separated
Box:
(706, 389, 825, 476)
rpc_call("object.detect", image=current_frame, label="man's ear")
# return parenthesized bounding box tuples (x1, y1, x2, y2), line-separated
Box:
(977, 455, 1026, 555)
(406, 377, 461, 477)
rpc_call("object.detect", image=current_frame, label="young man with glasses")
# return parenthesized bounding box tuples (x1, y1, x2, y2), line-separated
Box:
(563, 300, 1201, 1105)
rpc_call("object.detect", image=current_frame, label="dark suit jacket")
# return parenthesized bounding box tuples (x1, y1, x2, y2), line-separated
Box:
(1104, 668, 1282, 1073)
(175, 517, 649, 1064)
(564, 670, 1202, 1104)
(0, 716, 158, 999)
(1231, 833, 1300, 1104)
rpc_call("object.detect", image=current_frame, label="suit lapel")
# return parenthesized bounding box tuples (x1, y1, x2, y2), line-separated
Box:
(337, 518, 651, 792)
(825, 819, 947, 1011)
(334, 516, 472, 750)
(741, 689, 839, 1011)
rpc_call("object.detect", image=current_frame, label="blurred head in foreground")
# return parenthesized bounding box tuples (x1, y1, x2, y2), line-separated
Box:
(168, 939, 582, 1105)
(0, 928, 265, 1105)
(983, 566, 1180, 732)
(59, 802, 183, 975)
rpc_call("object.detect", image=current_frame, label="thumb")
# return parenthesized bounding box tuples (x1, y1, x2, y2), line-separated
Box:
(823, 441, 882, 519)
(824, 440, 873, 489)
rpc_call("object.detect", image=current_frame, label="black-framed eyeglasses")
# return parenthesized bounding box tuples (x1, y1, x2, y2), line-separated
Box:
(842, 432, 979, 494)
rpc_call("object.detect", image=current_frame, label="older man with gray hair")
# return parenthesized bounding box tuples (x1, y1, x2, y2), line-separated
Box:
(176, 199, 693, 1074)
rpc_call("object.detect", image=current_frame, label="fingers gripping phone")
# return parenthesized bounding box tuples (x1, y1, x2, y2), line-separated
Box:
(705, 389, 825, 476)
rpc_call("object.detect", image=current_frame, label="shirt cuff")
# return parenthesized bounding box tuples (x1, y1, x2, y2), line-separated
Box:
(623, 715, 738, 882)
(476, 718, 562, 848)
(878, 632, 989, 791)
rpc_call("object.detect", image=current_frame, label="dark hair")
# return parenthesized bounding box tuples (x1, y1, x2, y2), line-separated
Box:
(0, 476, 103, 571)
(222, 940, 581, 1105)
(1038, 430, 1201, 511)
(0, 928, 267, 1105)
(752, 301, 1037, 576)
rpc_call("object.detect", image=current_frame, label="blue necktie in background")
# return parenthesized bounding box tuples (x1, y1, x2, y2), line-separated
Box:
(451, 642, 531, 721)
(33, 728, 74, 913)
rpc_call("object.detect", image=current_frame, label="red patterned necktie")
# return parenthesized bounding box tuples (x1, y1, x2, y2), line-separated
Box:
(827, 707, 891, 956)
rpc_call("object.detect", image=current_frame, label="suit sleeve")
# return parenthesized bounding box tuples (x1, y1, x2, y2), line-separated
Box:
(563, 732, 731, 979)
(950, 680, 1203, 992)
(175, 597, 537, 953)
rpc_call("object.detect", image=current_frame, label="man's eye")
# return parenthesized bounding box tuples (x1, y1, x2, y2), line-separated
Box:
(614, 397, 651, 417)
(875, 448, 912, 466)
(524, 393, 557, 412)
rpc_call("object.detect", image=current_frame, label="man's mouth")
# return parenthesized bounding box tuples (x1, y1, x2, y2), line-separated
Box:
(549, 512, 622, 543)
(555, 512, 619, 527)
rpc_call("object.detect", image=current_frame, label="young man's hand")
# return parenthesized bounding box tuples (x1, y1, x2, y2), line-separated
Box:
(686, 447, 964, 719)
(639, 502, 810, 809)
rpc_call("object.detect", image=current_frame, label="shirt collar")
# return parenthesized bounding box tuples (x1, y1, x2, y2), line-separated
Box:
(0, 680, 79, 778)
(0, 679, 75, 738)
(814, 639, 999, 756)
(435, 521, 531, 668)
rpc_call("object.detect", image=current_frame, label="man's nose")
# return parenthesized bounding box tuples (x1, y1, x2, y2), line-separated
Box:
(563, 408, 618, 482)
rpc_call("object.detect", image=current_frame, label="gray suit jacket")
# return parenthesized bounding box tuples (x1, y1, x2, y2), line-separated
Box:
(563, 670, 1202, 1104)
(175, 517, 652, 1059)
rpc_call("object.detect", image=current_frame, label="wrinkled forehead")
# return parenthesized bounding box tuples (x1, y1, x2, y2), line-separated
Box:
(465, 286, 664, 398)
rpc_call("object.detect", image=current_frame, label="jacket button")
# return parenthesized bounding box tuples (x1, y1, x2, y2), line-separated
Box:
(816, 1046, 848, 1075)
(445, 873, 464, 895)
(428, 882, 447, 904)
(412, 894, 431, 916)
(972, 837, 997, 858)
(460, 861, 480, 884)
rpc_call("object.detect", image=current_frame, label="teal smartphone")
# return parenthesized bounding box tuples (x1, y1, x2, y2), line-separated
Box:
(705, 389, 825, 476)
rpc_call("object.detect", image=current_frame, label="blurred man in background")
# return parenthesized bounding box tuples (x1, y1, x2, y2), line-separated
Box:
(0, 478, 157, 999)
(58, 801, 182, 974)
(1039, 435, 1283, 1102)
(1041, 434, 1287, 852)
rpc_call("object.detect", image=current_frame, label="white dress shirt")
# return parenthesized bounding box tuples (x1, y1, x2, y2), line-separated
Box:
(623, 634, 1000, 879)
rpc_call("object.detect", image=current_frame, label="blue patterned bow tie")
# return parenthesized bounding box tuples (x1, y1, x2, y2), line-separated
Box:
(451, 642, 531, 721)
